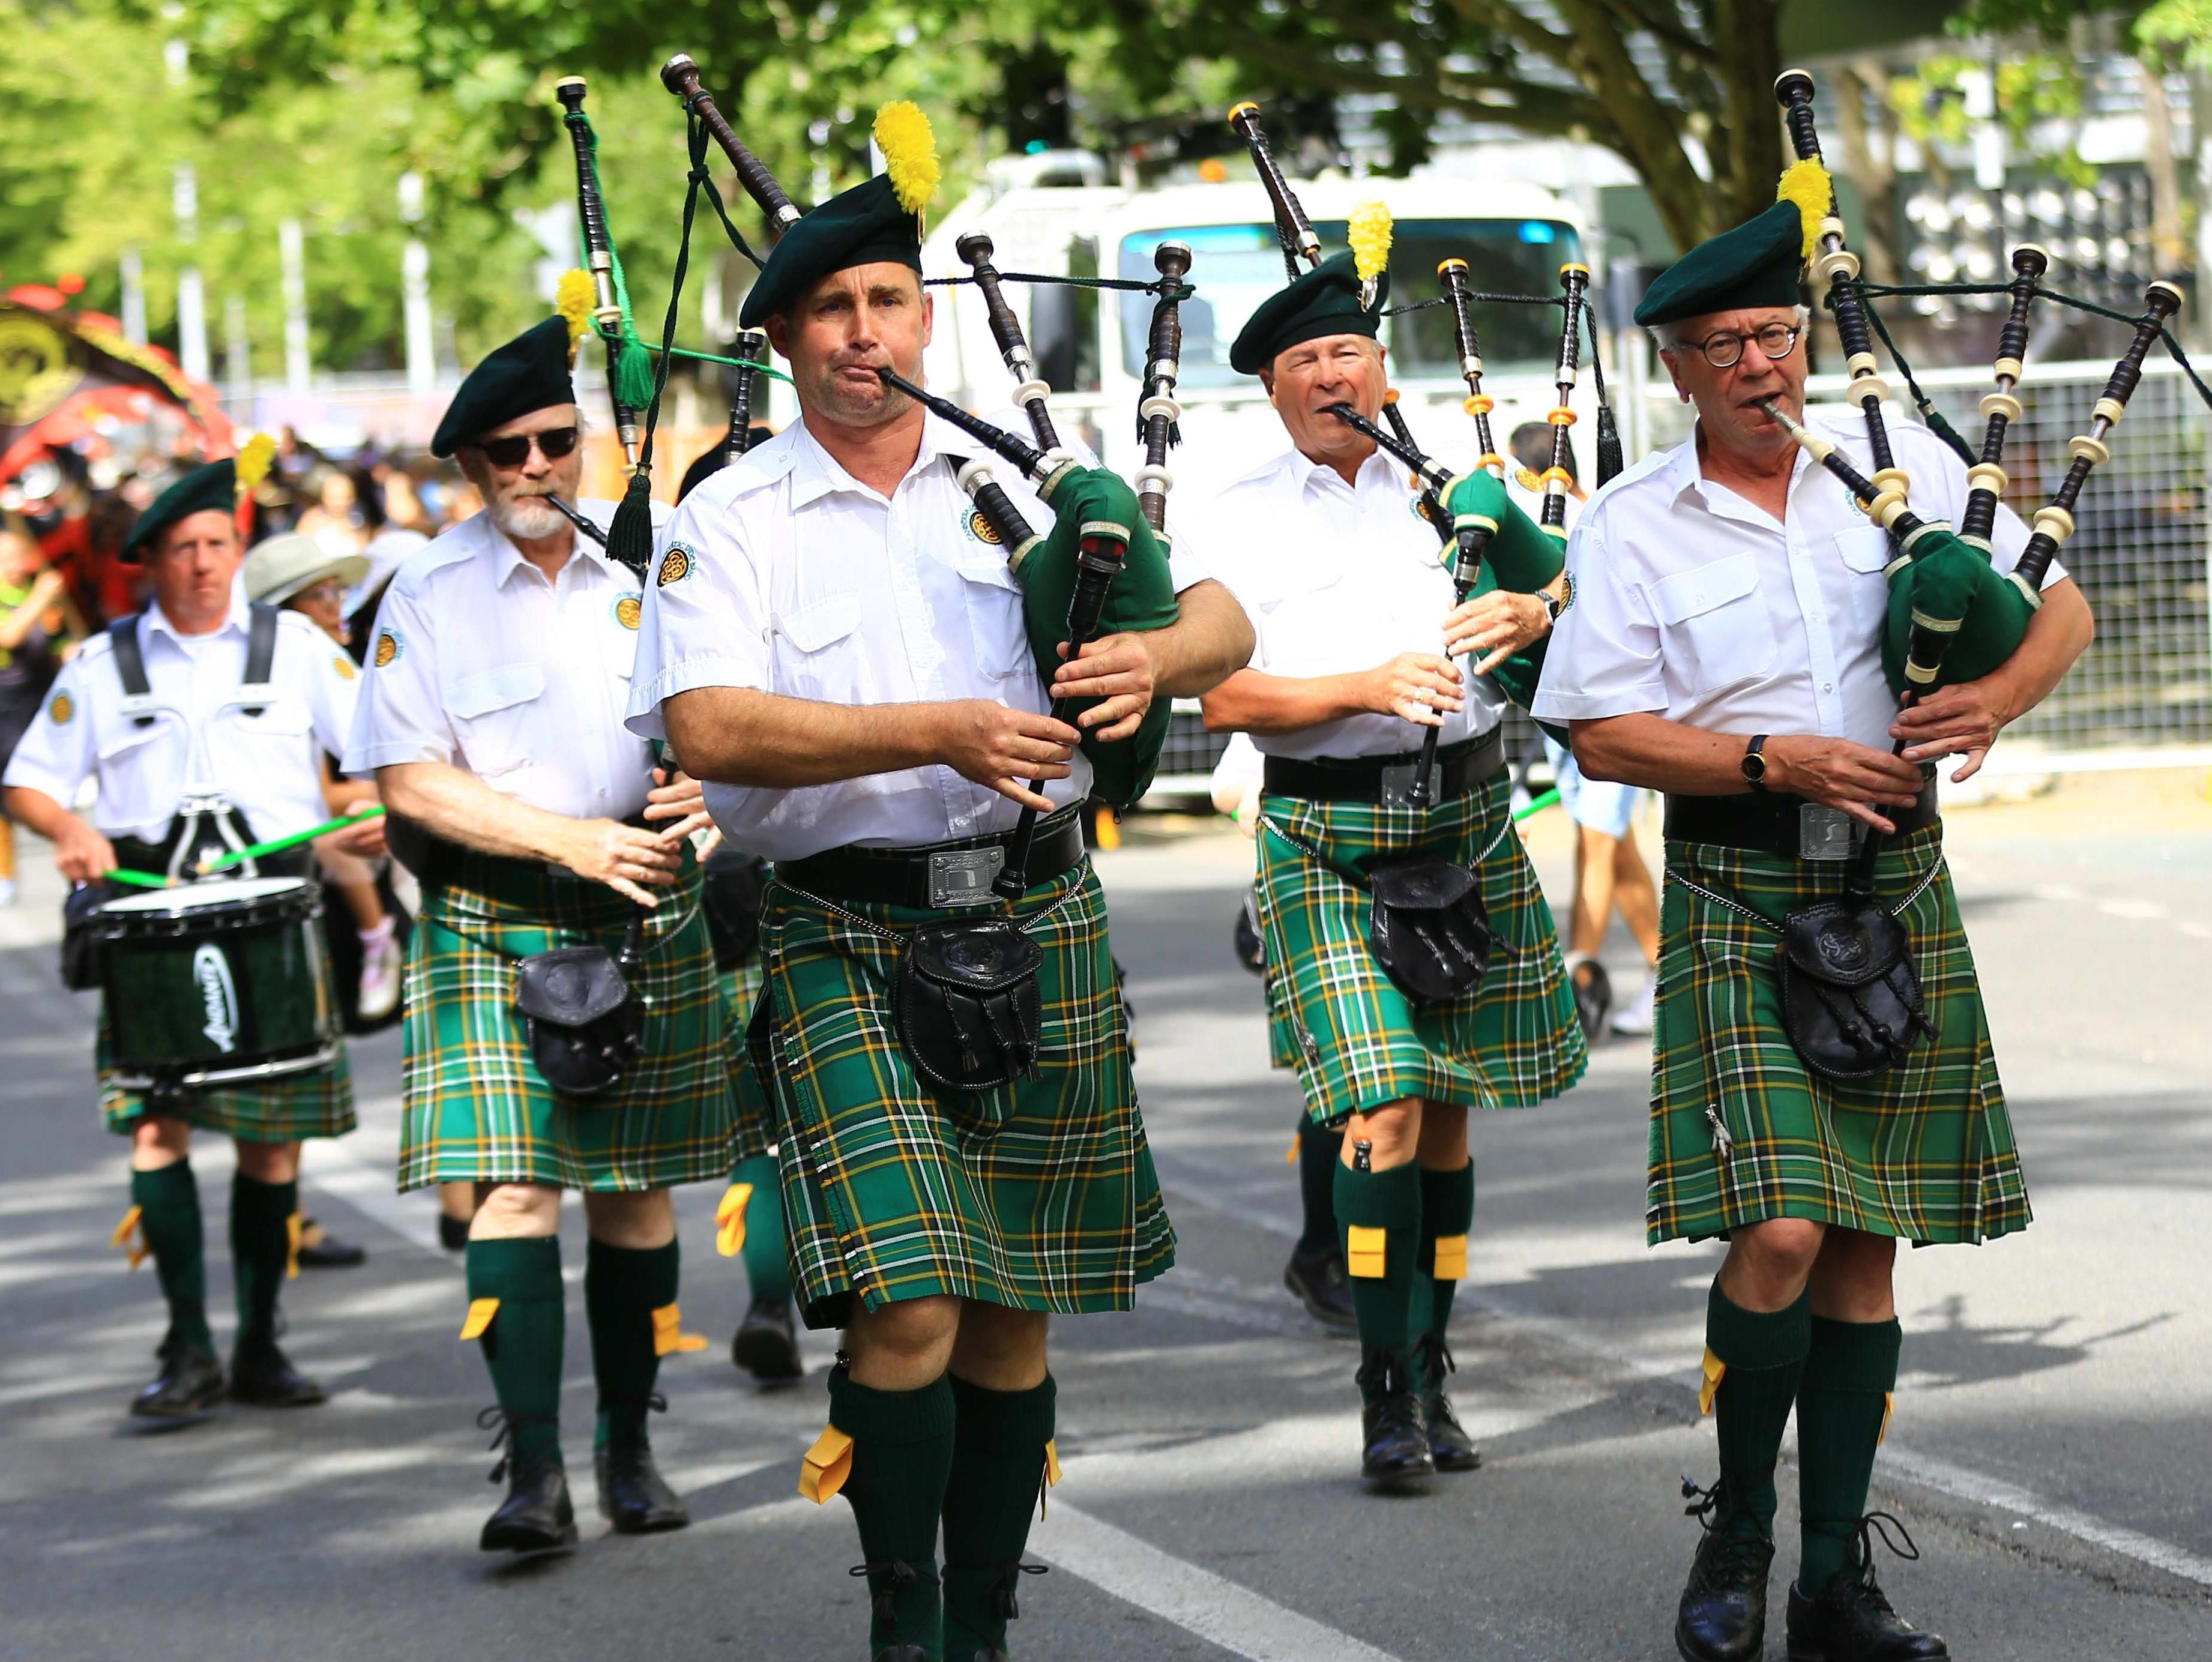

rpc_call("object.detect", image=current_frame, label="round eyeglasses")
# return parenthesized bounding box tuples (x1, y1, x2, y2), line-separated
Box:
(1682, 323, 1803, 369)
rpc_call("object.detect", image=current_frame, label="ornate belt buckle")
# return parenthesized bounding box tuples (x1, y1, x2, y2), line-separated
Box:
(1379, 760, 1443, 807)
(927, 848, 1005, 908)
(1797, 804, 1857, 861)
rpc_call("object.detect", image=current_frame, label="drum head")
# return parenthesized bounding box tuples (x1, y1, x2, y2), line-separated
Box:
(100, 875, 312, 916)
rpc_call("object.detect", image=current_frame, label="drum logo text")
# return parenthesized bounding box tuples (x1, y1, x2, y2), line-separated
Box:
(192, 945, 240, 1053)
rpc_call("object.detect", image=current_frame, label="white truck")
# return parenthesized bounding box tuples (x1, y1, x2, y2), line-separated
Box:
(921, 172, 1594, 801)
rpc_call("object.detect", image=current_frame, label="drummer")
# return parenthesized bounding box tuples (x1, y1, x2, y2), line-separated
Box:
(2, 457, 374, 1421)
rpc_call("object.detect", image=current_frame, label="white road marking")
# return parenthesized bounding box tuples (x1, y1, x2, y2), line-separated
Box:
(2097, 899, 2168, 921)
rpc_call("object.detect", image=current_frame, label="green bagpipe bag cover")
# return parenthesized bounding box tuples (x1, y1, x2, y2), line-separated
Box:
(1014, 466, 1181, 805)
(1879, 527, 2039, 694)
(1441, 470, 1564, 718)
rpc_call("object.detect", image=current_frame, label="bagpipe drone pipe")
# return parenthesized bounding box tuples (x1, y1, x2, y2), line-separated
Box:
(1774, 71, 2190, 700)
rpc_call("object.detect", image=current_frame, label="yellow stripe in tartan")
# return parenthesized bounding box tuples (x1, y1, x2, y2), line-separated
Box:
(1346, 1225, 1388, 1279)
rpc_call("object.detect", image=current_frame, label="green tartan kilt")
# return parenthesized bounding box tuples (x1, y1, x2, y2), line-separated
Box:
(98, 1022, 356, 1143)
(1255, 765, 1587, 1127)
(396, 846, 739, 1193)
(719, 955, 774, 1163)
(1648, 823, 2028, 1247)
(752, 852, 1175, 1330)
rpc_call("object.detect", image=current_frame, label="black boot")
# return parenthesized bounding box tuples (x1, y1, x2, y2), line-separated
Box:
(1412, 1331, 1481, 1472)
(295, 1216, 367, 1269)
(1355, 1346, 1433, 1489)
(944, 1561, 1048, 1662)
(229, 1338, 327, 1407)
(731, 1292, 804, 1383)
(851, 1561, 939, 1662)
(478, 1409, 578, 1553)
(1283, 1244, 1358, 1330)
(595, 1394, 689, 1534)
(1676, 1477, 1776, 1662)
(1785, 1514, 1948, 1661)
(130, 1335, 226, 1420)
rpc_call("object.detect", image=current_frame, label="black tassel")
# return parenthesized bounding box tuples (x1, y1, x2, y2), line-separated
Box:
(603, 468, 655, 580)
(1595, 403, 1624, 489)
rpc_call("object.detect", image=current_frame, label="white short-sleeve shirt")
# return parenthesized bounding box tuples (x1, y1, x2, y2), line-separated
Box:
(1532, 406, 2067, 749)
(342, 499, 671, 822)
(1192, 444, 1505, 760)
(4, 597, 359, 842)
(625, 411, 1211, 863)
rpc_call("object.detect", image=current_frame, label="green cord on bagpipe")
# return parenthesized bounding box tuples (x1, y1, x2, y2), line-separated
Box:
(553, 80, 660, 423)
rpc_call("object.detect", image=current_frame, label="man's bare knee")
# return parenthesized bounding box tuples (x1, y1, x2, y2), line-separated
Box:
(1415, 1101, 1468, 1169)
(129, 1116, 190, 1171)
(1340, 1097, 1423, 1169)
(581, 1187, 675, 1248)
(846, 1295, 960, 1390)
(469, 1182, 562, 1240)
(950, 1303, 1049, 1391)
(233, 1139, 300, 1184)
(1719, 1217, 1826, 1310)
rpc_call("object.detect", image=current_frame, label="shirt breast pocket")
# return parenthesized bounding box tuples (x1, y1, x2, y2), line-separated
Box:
(1651, 551, 1777, 694)
(949, 548, 1029, 684)
(1833, 525, 1896, 639)
(446, 662, 545, 779)
(770, 592, 864, 702)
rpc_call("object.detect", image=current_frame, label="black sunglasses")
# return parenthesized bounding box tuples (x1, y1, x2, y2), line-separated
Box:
(473, 426, 580, 468)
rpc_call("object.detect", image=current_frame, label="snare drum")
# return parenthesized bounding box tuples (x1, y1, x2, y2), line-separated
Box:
(97, 876, 341, 1094)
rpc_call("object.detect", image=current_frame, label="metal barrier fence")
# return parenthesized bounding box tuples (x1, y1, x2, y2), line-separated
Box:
(1641, 357, 2212, 767)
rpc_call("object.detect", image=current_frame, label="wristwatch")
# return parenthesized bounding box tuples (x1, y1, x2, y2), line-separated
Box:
(1540, 586, 1566, 624)
(1741, 733, 1770, 793)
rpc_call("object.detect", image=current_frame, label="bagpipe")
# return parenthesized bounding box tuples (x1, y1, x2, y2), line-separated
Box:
(1226, 101, 1614, 779)
(1773, 70, 2190, 700)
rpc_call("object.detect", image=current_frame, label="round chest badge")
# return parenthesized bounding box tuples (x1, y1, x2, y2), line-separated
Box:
(614, 594, 643, 631)
(49, 690, 73, 725)
(966, 506, 1002, 546)
(373, 630, 402, 668)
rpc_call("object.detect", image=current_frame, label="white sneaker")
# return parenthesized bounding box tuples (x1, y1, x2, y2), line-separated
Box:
(357, 921, 402, 1020)
(1611, 977, 1656, 1037)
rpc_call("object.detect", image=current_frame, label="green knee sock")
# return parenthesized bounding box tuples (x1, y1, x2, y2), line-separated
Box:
(229, 1171, 296, 1350)
(1413, 1162, 1475, 1341)
(1705, 1280, 1812, 1540)
(131, 1162, 212, 1353)
(584, 1236, 679, 1448)
(828, 1366, 956, 1659)
(1796, 1316, 1903, 1594)
(1335, 1158, 1422, 1360)
(732, 1154, 792, 1305)
(942, 1374, 1055, 1662)
(466, 1236, 565, 1467)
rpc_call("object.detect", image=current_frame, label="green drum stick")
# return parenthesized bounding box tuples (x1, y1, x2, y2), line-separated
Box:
(1513, 786, 1561, 822)
(101, 868, 172, 890)
(195, 805, 387, 876)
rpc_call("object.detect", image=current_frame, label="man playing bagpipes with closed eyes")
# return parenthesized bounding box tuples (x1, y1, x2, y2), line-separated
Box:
(627, 101, 1253, 1662)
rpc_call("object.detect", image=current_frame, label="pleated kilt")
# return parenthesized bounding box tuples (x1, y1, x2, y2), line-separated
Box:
(99, 1026, 356, 1143)
(1256, 767, 1586, 1127)
(396, 846, 738, 1193)
(720, 954, 774, 1163)
(750, 857, 1175, 1330)
(1648, 823, 2028, 1247)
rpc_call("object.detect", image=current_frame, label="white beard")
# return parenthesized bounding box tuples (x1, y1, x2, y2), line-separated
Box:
(489, 492, 570, 543)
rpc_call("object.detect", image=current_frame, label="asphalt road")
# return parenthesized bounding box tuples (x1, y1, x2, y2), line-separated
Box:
(2, 776, 2209, 1661)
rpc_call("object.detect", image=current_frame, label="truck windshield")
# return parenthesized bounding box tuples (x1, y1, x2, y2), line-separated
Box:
(1117, 218, 1582, 388)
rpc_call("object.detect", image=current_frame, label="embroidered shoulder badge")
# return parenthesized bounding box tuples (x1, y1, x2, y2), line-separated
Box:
(373, 629, 403, 668)
(1514, 465, 1543, 493)
(657, 544, 696, 588)
(332, 654, 358, 681)
(49, 690, 73, 725)
(613, 594, 643, 631)
(964, 505, 1002, 546)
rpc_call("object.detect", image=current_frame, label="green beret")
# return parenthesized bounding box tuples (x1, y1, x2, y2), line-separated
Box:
(430, 317, 577, 458)
(124, 459, 235, 564)
(1229, 250, 1387, 376)
(1633, 201, 1805, 329)
(739, 173, 922, 330)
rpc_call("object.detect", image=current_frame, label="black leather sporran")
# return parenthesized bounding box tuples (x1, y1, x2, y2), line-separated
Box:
(1776, 897, 1937, 1079)
(1367, 857, 1493, 1005)
(895, 918, 1045, 1095)
(513, 945, 643, 1097)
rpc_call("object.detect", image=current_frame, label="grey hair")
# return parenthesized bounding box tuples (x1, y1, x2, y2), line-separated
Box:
(1648, 304, 1810, 355)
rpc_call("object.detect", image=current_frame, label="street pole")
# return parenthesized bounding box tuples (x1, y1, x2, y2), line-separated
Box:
(399, 171, 435, 397)
(119, 247, 147, 346)
(173, 164, 209, 384)
(223, 294, 251, 404)
(280, 218, 310, 395)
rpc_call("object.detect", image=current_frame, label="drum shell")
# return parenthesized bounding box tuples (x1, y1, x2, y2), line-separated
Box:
(97, 881, 340, 1088)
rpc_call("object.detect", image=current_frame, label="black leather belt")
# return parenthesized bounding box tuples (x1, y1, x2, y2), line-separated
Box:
(1663, 783, 1939, 860)
(778, 810, 1087, 909)
(1262, 728, 1505, 807)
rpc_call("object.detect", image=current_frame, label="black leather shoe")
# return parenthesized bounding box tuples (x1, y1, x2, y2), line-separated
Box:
(852, 1561, 939, 1661)
(1413, 1331, 1481, 1472)
(1283, 1244, 1358, 1330)
(295, 1216, 367, 1269)
(594, 1400, 689, 1535)
(1571, 957, 1613, 1044)
(477, 1410, 577, 1553)
(1675, 1477, 1775, 1662)
(1355, 1347, 1434, 1489)
(229, 1340, 328, 1407)
(130, 1338, 225, 1420)
(731, 1293, 804, 1383)
(1785, 1514, 1948, 1661)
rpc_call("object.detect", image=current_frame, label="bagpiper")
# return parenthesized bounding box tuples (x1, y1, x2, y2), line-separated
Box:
(628, 103, 1253, 1662)
(343, 311, 741, 1553)
(4, 456, 368, 1419)
(1534, 185, 2092, 1662)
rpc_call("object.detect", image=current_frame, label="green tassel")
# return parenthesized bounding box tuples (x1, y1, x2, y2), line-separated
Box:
(614, 331, 658, 413)
(604, 469, 655, 579)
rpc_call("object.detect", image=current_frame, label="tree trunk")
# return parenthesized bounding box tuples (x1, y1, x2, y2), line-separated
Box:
(1835, 61, 1900, 286)
(2139, 49, 2187, 273)
(1707, 0, 1788, 230)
